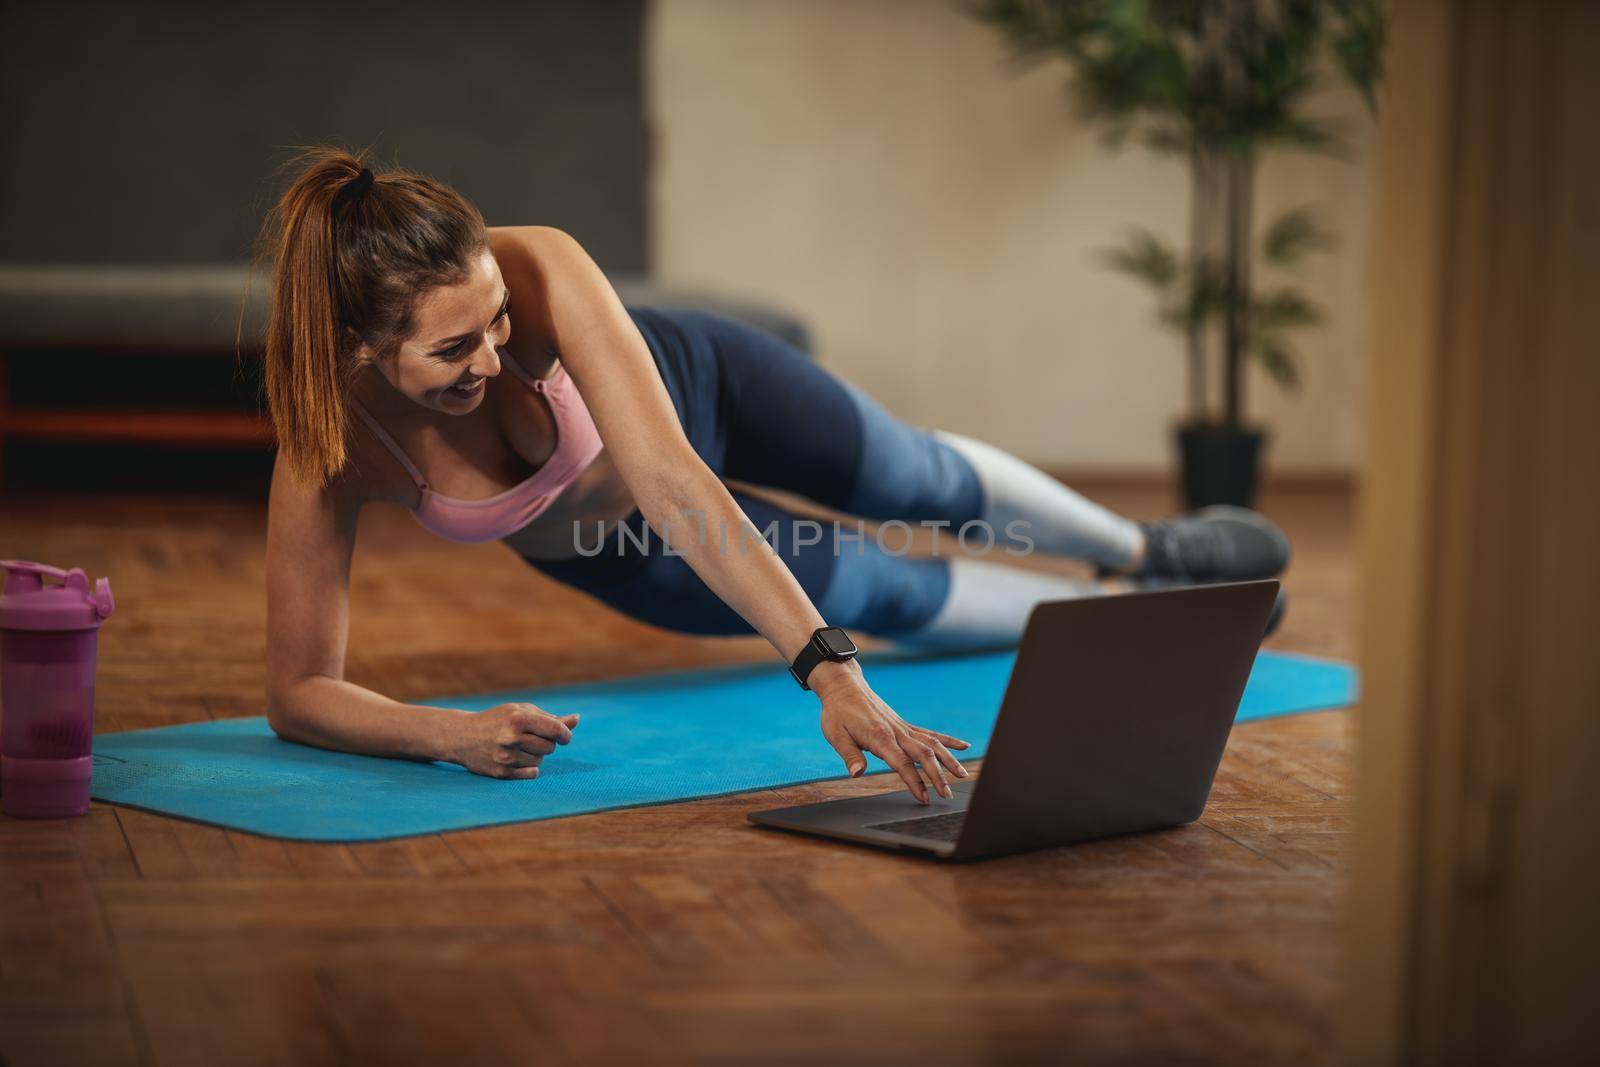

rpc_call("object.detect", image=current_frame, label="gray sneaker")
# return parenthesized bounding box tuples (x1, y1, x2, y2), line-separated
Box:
(1135, 505, 1291, 581)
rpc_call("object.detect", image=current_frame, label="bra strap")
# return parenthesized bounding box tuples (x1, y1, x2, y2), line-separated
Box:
(348, 399, 428, 489)
(499, 350, 561, 392)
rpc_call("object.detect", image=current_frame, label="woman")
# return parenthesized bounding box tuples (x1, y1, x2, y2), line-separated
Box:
(261, 149, 1288, 804)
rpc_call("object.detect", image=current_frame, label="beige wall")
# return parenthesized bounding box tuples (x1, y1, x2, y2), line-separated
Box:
(646, 0, 1375, 473)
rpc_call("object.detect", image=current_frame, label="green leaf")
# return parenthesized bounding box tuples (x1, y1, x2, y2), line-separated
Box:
(1262, 114, 1348, 155)
(1251, 337, 1302, 391)
(1260, 208, 1334, 267)
(1101, 228, 1181, 289)
(1329, 1, 1387, 113)
(1252, 287, 1324, 331)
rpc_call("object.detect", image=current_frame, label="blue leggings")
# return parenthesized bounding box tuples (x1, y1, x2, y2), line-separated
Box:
(520, 307, 984, 638)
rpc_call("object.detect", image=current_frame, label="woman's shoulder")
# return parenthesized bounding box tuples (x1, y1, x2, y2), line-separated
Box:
(487, 224, 580, 257)
(336, 413, 426, 509)
(487, 226, 569, 367)
(267, 426, 403, 519)
(487, 225, 583, 291)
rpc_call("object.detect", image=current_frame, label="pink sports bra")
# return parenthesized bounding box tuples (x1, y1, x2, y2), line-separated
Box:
(348, 354, 605, 544)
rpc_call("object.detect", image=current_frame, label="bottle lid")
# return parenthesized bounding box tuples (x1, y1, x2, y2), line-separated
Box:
(0, 561, 115, 632)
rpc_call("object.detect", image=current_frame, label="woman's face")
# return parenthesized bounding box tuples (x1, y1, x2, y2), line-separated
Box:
(364, 249, 513, 415)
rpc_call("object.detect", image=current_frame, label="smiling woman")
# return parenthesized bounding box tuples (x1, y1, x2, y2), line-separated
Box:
(358, 265, 511, 409)
(256, 147, 1291, 801)
(423, 287, 511, 396)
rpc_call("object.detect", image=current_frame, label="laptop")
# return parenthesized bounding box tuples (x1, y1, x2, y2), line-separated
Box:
(748, 580, 1280, 861)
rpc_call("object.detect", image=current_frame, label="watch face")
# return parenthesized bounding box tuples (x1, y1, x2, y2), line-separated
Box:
(816, 627, 857, 657)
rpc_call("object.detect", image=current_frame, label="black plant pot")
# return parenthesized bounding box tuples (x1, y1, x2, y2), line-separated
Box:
(1176, 423, 1267, 511)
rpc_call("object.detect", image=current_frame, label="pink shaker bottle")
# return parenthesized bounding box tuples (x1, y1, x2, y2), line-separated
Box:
(0, 560, 115, 819)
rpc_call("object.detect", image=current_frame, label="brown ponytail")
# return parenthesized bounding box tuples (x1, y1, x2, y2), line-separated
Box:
(252, 147, 489, 487)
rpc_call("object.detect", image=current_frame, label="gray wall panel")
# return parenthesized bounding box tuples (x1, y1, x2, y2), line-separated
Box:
(0, 0, 649, 271)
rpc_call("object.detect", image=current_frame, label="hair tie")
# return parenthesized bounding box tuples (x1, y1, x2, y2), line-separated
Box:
(334, 167, 374, 210)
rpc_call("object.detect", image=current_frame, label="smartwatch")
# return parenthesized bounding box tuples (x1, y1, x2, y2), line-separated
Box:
(789, 626, 859, 690)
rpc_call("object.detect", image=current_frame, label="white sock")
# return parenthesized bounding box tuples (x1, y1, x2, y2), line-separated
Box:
(934, 430, 1143, 570)
(891, 557, 1102, 651)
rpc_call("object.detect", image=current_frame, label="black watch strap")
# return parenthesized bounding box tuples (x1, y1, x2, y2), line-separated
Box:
(789, 626, 859, 690)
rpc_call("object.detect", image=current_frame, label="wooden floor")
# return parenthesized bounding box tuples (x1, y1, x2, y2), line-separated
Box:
(0, 485, 1356, 1066)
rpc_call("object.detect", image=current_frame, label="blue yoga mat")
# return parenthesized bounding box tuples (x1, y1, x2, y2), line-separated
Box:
(88, 649, 1357, 843)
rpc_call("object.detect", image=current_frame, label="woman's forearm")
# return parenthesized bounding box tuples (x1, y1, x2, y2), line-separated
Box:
(267, 674, 471, 763)
(634, 466, 844, 667)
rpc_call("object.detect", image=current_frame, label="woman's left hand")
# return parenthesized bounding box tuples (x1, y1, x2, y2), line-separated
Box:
(811, 660, 971, 804)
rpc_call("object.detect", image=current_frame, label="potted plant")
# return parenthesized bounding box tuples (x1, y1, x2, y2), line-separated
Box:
(974, 0, 1385, 508)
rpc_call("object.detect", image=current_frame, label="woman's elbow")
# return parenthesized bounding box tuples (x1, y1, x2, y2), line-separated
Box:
(265, 681, 308, 741)
(265, 702, 297, 742)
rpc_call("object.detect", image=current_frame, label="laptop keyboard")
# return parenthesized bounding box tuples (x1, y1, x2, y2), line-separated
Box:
(866, 810, 967, 843)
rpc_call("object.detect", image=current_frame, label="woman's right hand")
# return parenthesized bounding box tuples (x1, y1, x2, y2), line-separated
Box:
(447, 702, 580, 779)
